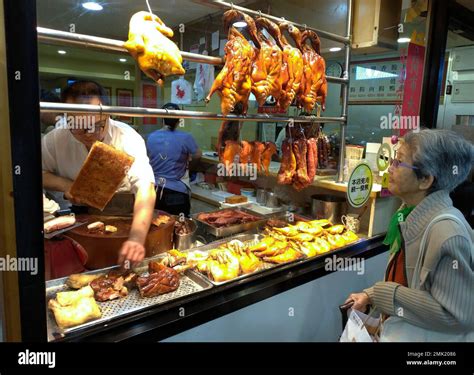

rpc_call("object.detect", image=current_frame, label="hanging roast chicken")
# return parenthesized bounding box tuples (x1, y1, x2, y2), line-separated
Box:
(297, 30, 328, 112)
(275, 22, 304, 112)
(251, 17, 283, 106)
(205, 10, 260, 115)
(124, 11, 185, 84)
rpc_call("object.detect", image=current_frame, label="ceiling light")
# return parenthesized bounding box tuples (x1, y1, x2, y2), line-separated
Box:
(329, 47, 342, 52)
(82, 2, 103, 11)
(57, 50, 66, 54)
(397, 37, 411, 43)
(232, 21, 247, 28)
(119, 58, 127, 62)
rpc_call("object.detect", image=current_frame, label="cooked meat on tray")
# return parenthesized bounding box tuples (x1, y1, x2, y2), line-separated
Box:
(48, 286, 101, 329)
(66, 273, 104, 289)
(90, 270, 137, 302)
(136, 262, 180, 298)
(197, 209, 260, 228)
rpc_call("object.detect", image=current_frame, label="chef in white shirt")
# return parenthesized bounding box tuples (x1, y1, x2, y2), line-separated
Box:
(42, 81, 156, 265)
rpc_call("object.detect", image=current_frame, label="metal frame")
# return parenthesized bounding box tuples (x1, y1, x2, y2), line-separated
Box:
(37, 0, 353, 181)
(41, 102, 345, 124)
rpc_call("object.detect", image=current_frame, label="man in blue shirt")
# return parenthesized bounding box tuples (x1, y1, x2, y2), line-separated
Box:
(147, 103, 202, 216)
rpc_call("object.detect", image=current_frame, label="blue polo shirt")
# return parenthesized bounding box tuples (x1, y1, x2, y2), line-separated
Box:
(146, 127, 198, 194)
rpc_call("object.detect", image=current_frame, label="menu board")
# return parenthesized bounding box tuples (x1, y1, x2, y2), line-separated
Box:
(348, 58, 404, 104)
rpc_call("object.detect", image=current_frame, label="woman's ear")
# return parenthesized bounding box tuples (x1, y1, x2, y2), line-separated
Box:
(418, 175, 434, 191)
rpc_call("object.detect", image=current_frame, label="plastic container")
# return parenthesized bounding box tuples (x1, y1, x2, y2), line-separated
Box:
(240, 188, 256, 197)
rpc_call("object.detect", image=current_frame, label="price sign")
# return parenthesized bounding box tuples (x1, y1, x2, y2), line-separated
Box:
(347, 163, 373, 208)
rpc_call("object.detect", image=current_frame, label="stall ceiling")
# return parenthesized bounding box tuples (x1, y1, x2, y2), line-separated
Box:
(37, 0, 247, 40)
(36, 0, 349, 44)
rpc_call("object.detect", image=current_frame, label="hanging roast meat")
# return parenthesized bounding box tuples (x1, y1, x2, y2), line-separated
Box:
(124, 11, 185, 83)
(276, 23, 304, 112)
(297, 30, 327, 113)
(250, 141, 266, 171)
(277, 140, 297, 184)
(306, 138, 318, 181)
(251, 17, 284, 106)
(206, 10, 259, 116)
(292, 138, 310, 191)
(261, 142, 277, 175)
(136, 262, 180, 298)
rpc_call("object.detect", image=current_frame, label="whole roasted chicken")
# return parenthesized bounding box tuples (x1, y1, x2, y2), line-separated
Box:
(206, 10, 259, 115)
(124, 11, 185, 83)
(251, 17, 283, 106)
(297, 30, 327, 112)
(276, 23, 304, 111)
(221, 140, 241, 171)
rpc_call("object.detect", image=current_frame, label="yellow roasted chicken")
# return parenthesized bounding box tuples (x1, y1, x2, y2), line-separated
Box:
(124, 11, 185, 84)
(48, 286, 102, 329)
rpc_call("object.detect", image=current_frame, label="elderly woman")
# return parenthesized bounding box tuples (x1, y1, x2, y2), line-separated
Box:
(345, 129, 474, 341)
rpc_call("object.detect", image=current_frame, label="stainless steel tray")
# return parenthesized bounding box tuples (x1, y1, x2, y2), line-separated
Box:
(184, 233, 305, 286)
(192, 207, 267, 238)
(46, 258, 212, 341)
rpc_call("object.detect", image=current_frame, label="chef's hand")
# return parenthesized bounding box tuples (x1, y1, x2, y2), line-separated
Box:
(344, 292, 371, 312)
(118, 240, 145, 267)
(64, 190, 86, 206)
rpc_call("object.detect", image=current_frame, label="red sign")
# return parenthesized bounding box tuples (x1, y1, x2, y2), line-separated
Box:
(142, 83, 157, 125)
(401, 43, 425, 136)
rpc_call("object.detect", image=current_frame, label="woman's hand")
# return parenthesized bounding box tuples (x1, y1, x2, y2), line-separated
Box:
(344, 292, 371, 312)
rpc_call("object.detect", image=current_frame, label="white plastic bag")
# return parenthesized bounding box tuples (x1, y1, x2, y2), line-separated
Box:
(340, 309, 380, 342)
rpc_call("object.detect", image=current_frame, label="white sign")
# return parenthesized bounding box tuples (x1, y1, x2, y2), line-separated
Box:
(347, 163, 373, 208)
(212, 30, 219, 51)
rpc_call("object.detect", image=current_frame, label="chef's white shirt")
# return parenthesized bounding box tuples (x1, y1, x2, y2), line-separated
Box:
(42, 118, 155, 196)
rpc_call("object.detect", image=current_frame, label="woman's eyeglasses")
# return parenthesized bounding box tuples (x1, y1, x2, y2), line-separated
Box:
(390, 158, 419, 170)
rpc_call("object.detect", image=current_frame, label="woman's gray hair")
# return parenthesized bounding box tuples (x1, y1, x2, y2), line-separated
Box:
(404, 129, 474, 193)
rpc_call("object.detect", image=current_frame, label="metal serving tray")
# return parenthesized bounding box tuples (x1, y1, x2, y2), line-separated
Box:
(192, 207, 268, 238)
(46, 258, 212, 341)
(185, 233, 306, 286)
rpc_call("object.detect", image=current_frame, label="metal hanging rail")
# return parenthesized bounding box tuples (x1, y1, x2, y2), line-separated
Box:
(193, 0, 350, 44)
(337, 0, 353, 183)
(36, 27, 348, 85)
(37, 27, 224, 66)
(40, 102, 345, 124)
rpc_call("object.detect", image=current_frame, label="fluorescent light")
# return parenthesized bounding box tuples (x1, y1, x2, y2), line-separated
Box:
(82, 2, 103, 11)
(355, 66, 397, 80)
(232, 21, 247, 28)
(119, 58, 127, 62)
(397, 37, 411, 43)
(57, 50, 66, 54)
(329, 47, 342, 52)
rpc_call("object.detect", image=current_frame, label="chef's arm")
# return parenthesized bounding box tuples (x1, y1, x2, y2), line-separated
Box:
(129, 182, 156, 245)
(42, 171, 73, 193)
